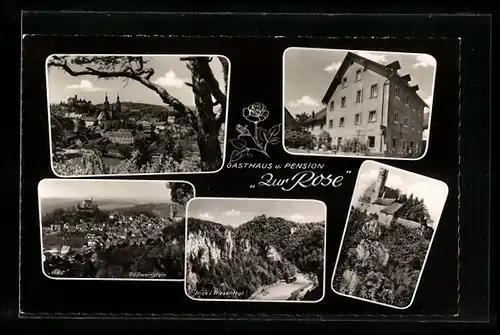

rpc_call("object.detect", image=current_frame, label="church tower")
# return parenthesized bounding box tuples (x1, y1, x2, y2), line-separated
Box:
(116, 93, 121, 113)
(104, 93, 110, 111)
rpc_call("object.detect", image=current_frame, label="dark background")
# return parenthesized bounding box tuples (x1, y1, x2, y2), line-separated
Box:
(12, 12, 491, 326)
(21, 35, 460, 318)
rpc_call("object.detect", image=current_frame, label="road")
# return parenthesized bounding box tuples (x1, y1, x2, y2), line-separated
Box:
(249, 273, 313, 301)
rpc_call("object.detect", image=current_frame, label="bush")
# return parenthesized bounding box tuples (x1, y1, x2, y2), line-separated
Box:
(285, 129, 315, 149)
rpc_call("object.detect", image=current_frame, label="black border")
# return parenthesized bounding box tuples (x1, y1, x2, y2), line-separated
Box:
(7, 10, 492, 331)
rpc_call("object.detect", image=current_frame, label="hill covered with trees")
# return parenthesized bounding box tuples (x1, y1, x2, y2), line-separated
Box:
(186, 215, 325, 301)
(332, 207, 434, 308)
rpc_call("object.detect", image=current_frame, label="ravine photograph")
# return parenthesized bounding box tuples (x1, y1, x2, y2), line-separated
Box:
(38, 179, 194, 280)
(46, 54, 230, 176)
(331, 160, 448, 309)
(184, 198, 326, 303)
(283, 48, 436, 160)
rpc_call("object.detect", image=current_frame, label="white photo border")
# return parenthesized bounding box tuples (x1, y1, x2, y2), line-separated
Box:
(330, 159, 449, 309)
(45, 53, 232, 178)
(282, 47, 438, 162)
(37, 178, 196, 282)
(184, 196, 328, 304)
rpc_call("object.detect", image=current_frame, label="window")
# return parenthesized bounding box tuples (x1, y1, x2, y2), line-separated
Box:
(410, 141, 414, 149)
(356, 90, 362, 103)
(368, 110, 377, 123)
(404, 95, 409, 106)
(339, 117, 345, 127)
(403, 140, 407, 151)
(355, 69, 362, 81)
(341, 97, 346, 108)
(394, 112, 399, 123)
(342, 77, 348, 88)
(328, 120, 333, 128)
(404, 117, 409, 127)
(370, 84, 378, 98)
(329, 101, 334, 111)
(368, 136, 375, 148)
(320, 124, 324, 131)
(392, 137, 397, 148)
(395, 85, 400, 99)
(337, 137, 342, 145)
(355, 113, 360, 125)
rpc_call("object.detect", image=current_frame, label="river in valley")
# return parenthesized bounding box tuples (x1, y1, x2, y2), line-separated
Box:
(249, 273, 314, 301)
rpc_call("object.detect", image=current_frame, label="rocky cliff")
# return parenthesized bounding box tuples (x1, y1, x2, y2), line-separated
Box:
(186, 216, 325, 300)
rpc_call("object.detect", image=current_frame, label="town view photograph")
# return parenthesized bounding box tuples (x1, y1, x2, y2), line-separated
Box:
(331, 160, 448, 309)
(38, 179, 194, 280)
(284, 48, 436, 160)
(46, 54, 230, 176)
(185, 198, 326, 302)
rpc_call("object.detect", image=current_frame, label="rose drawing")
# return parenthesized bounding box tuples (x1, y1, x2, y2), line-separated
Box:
(228, 102, 281, 163)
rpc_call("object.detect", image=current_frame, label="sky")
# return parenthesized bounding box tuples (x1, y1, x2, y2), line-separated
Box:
(352, 161, 448, 227)
(187, 198, 326, 227)
(284, 48, 437, 117)
(38, 179, 173, 203)
(46, 55, 228, 106)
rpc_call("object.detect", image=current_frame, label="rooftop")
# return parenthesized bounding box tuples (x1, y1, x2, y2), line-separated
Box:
(301, 107, 327, 126)
(380, 202, 404, 215)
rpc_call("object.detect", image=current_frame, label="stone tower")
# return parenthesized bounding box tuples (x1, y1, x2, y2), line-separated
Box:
(371, 168, 388, 203)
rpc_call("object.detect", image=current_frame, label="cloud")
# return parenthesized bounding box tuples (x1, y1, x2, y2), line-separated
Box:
(198, 212, 214, 220)
(153, 70, 186, 88)
(66, 80, 105, 92)
(386, 174, 405, 191)
(359, 169, 378, 183)
(289, 213, 305, 222)
(353, 51, 388, 64)
(222, 209, 240, 217)
(324, 61, 341, 73)
(289, 95, 320, 107)
(412, 54, 436, 69)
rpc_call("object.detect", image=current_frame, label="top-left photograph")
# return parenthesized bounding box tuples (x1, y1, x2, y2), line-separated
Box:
(45, 54, 231, 177)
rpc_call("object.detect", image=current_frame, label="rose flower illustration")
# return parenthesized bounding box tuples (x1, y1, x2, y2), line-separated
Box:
(243, 102, 270, 124)
(229, 103, 281, 163)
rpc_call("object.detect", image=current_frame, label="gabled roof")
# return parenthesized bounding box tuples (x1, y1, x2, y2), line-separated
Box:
(321, 51, 429, 108)
(284, 107, 302, 129)
(380, 202, 404, 215)
(302, 107, 327, 126)
(372, 197, 397, 207)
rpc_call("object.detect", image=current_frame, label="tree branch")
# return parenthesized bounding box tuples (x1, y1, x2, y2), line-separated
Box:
(48, 57, 198, 132)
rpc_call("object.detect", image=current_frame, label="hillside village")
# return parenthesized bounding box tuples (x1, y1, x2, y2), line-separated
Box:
(50, 94, 204, 174)
(41, 197, 186, 279)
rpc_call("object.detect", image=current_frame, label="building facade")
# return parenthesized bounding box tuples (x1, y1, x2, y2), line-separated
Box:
(102, 129, 136, 145)
(321, 52, 428, 157)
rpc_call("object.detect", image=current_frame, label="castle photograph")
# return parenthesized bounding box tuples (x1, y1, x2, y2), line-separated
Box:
(283, 48, 436, 160)
(331, 160, 448, 309)
(38, 179, 194, 280)
(184, 198, 326, 303)
(46, 54, 230, 176)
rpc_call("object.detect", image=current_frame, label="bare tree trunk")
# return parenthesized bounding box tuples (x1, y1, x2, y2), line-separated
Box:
(197, 130, 223, 171)
(186, 58, 223, 171)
